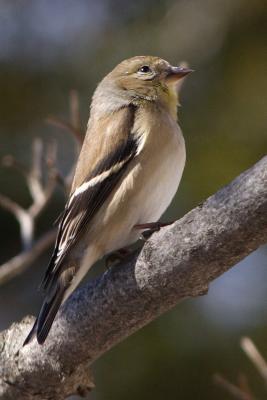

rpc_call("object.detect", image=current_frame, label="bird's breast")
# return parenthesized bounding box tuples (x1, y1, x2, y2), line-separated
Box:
(134, 107, 186, 224)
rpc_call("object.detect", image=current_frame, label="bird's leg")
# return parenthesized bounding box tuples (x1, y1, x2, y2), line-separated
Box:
(134, 221, 173, 241)
(105, 247, 133, 268)
(106, 222, 174, 267)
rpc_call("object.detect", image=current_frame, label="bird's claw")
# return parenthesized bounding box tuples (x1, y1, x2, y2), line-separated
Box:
(105, 247, 133, 268)
(134, 221, 173, 241)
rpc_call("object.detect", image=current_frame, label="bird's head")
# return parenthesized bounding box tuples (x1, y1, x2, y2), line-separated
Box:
(92, 56, 193, 117)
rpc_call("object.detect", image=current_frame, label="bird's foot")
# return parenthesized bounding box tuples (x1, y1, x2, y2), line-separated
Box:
(134, 221, 173, 241)
(105, 247, 133, 268)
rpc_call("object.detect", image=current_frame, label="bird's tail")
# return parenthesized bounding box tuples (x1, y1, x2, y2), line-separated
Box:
(23, 248, 99, 346)
(23, 277, 69, 346)
(23, 317, 38, 346)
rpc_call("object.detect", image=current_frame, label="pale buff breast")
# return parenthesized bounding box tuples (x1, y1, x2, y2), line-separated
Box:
(92, 104, 186, 254)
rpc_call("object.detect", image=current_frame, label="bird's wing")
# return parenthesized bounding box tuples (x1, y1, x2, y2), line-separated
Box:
(41, 104, 138, 292)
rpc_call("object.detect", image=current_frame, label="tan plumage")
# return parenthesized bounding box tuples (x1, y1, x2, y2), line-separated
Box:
(24, 56, 192, 345)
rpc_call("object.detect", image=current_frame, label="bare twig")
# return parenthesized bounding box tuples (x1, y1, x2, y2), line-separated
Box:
(0, 229, 56, 285)
(45, 116, 83, 145)
(46, 90, 83, 191)
(27, 138, 57, 219)
(29, 138, 44, 200)
(0, 91, 83, 285)
(0, 138, 57, 249)
(45, 140, 69, 193)
(238, 373, 255, 399)
(45, 90, 83, 192)
(46, 90, 83, 146)
(69, 89, 80, 130)
(2, 155, 28, 177)
(241, 337, 267, 384)
(215, 337, 267, 399)
(0, 193, 34, 250)
(214, 374, 256, 400)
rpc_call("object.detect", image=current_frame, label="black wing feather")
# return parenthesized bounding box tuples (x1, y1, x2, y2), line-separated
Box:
(24, 277, 68, 345)
(41, 134, 138, 291)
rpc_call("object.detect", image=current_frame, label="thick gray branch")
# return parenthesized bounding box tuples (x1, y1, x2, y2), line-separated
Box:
(1, 156, 267, 400)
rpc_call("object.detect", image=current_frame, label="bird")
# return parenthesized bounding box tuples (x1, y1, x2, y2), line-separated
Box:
(23, 56, 192, 345)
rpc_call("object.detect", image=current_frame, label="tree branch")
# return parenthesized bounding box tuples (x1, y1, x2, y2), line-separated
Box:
(1, 156, 267, 400)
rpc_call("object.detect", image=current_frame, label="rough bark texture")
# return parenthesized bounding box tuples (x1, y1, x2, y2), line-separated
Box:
(1, 156, 267, 400)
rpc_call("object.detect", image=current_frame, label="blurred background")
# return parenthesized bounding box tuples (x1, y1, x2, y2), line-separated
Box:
(0, 0, 267, 398)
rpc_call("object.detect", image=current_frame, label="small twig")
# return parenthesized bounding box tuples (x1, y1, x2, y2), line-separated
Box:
(0, 139, 58, 249)
(46, 90, 84, 146)
(27, 139, 46, 214)
(69, 90, 80, 130)
(238, 373, 256, 399)
(214, 374, 257, 400)
(45, 141, 62, 191)
(0, 229, 57, 285)
(64, 165, 75, 194)
(51, 169, 69, 192)
(0, 90, 82, 285)
(45, 116, 83, 145)
(241, 337, 267, 384)
(2, 155, 28, 177)
(28, 139, 60, 218)
(45, 139, 58, 174)
(45, 90, 84, 192)
(45, 140, 70, 195)
(31, 138, 43, 183)
(0, 193, 34, 250)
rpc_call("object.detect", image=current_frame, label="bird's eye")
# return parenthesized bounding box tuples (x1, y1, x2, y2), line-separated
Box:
(138, 65, 151, 74)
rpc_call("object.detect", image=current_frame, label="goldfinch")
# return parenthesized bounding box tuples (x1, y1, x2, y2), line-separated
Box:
(24, 56, 192, 345)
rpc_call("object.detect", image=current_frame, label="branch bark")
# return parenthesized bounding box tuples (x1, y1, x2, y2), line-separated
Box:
(1, 156, 267, 400)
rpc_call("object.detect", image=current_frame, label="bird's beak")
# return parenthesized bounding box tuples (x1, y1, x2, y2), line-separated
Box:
(166, 66, 194, 83)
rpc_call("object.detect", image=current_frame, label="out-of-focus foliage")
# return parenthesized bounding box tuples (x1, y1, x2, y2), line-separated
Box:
(0, 1, 266, 399)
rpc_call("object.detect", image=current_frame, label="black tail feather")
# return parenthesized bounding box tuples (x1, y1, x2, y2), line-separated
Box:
(36, 286, 65, 344)
(23, 282, 66, 346)
(23, 317, 38, 346)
